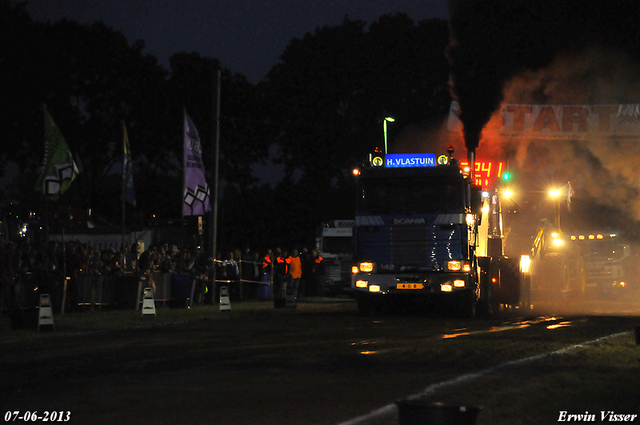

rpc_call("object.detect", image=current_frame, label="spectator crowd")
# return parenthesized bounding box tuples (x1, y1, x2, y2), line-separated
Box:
(0, 233, 325, 315)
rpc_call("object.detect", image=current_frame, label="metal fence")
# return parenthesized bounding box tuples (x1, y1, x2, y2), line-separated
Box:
(1, 260, 274, 315)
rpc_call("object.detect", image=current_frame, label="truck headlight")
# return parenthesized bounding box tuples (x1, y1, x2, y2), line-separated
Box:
(465, 213, 474, 226)
(355, 280, 368, 288)
(359, 262, 375, 273)
(447, 260, 462, 271)
(447, 261, 470, 272)
(441, 284, 453, 292)
(520, 255, 531, 274)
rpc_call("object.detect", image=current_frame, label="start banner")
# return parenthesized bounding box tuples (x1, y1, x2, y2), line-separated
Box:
(448, 101, 640, 138)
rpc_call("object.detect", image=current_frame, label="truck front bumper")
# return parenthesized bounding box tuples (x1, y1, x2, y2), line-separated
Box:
(351, 272, 473, 295)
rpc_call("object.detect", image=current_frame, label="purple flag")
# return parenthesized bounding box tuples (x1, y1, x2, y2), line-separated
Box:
(183, 111, 211, 216)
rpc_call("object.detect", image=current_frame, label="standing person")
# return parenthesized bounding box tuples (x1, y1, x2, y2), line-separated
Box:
(66, 243, 87, 312)
(288, 249, 302, 299)
(261, 249, 273, 282)
(183, 249, 197, 274)
(137, 245, 157, 274)
(273, 248, 289, 307)
(249, 251, 261, 298)
(137, 245, 157, 293)
(250, 251, 260, 281)
(157, 242, 169, 267)
(311, 249, 324, 296)
(111, 249, 124, 277)
(169, 244, 180, 270)
(240, 248, 259, 299)
(124, 242, 139, 271)
(300, 247, 313, 297)
(157, 242, 172, 272)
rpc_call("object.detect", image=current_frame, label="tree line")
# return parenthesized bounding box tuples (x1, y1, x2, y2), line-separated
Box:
(1, 1, 452, 250)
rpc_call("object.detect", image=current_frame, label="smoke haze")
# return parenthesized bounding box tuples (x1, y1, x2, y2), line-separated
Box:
(446, 0, 640, 231)
(446, 0, 640, 148)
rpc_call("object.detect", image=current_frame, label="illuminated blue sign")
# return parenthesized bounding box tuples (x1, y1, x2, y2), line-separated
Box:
(385, 153, 436, 168)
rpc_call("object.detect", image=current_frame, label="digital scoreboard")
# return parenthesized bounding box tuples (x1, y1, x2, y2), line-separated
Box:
(459, 160, 505, 189)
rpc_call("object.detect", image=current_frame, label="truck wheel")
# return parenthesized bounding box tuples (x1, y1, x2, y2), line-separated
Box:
(476, 281, 499, 318)
(457, 291, 477, 319)
(476, 299, 494, 318)
(520, 273, 532, 311)
(497, 257, 522, 306)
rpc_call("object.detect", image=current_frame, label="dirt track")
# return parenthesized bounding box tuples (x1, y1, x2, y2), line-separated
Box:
(2, 300, 639, 425)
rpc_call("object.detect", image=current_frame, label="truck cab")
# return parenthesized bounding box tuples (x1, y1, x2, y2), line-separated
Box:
(317, 220, 354, 295)
(350, 151, 481, 316)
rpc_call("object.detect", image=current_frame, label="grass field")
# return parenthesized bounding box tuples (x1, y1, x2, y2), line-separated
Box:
(418, 332, 640, 424)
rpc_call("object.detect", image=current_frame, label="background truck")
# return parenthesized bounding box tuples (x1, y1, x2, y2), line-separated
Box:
(504, 185, 640, 310)
(571, 230, 638, 297)
(521, 218, 586, 304)
(520, 222, 639, 304)
(350, 148, 523, 317)
(316, 220, 354, 296)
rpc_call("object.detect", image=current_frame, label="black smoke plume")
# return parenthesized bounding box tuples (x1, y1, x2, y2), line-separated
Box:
(446, 0, 640, 154)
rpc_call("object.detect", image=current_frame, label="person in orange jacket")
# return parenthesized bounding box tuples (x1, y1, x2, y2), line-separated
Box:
(261, 249, 273, 281)
(288, 249, 302, 298)
(311, 249, 324, 296)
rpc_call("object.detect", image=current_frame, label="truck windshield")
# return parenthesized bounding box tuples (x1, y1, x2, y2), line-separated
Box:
(358, 176, 465, 214)
(583, 241, 625, 260)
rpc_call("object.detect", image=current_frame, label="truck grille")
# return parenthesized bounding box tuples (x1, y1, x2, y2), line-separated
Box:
(359, 225, 463, 269)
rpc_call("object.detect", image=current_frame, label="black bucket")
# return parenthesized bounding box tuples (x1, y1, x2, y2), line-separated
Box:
(395, 400, 480, 425)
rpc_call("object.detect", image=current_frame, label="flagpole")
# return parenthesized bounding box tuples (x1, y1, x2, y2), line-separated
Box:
(42, 104, 67, 314)
(41, 103, 66, 313)
(40, 103, 48, 205)
(121, 121, 126, 253)
(210, 69, 221, 260)
(41, 103, 47, 204)
(182, 107, 186, 220)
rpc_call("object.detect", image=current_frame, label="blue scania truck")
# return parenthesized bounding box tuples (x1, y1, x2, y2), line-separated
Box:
(350, 148, 523, 316)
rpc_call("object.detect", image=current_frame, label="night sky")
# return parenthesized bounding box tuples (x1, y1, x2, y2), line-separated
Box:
(24, 0, 448, 83)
